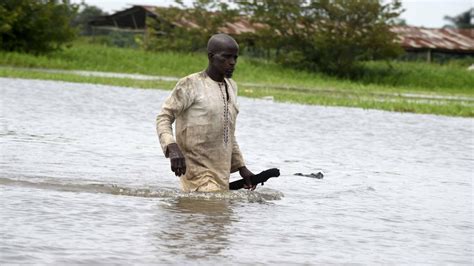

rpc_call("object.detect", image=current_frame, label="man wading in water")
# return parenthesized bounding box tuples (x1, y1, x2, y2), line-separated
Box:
(156, 34, 256, 192)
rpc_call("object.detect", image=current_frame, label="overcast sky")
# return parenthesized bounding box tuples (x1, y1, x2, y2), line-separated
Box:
(70, 0, 473, 28)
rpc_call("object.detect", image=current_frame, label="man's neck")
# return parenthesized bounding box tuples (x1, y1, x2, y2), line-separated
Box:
(205, 68, 225, 82)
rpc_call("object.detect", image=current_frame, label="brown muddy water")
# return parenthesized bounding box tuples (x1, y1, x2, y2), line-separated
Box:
(0, 78, 472, 264)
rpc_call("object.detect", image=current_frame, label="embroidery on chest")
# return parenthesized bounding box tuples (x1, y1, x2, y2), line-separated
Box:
(218, 82, 230, 146)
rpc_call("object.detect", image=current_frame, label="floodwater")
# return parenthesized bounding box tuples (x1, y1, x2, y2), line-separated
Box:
(1, 77, 472, 264)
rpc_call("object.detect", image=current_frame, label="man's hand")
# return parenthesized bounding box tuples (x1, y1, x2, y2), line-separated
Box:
(239, 166, 256, 191)
(167, 143, 186, 176)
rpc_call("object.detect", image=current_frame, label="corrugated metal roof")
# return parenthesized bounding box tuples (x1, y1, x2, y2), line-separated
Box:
(220, 19, 266, 35)
(391, 26, 474, 53)
(141, 5, 158, 14)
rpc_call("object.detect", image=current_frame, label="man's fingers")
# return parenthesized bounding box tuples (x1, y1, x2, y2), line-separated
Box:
(170, 156, 186, 177)
(177, 164, 183, 176)
(176, 158, 185, 176)
(181, 158, 186, 175)
(243, 182, 257, 191)
(181, 158, 186, 174)
(177, 158, 184, 170)
(171, 158, 180, 176)
(244, 177, 253, 190)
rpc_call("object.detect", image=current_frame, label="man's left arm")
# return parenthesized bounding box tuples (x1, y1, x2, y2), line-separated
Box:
(229, 79, 256, 190)
(230, 135, 245, 173)
(231, 136, 256, 190)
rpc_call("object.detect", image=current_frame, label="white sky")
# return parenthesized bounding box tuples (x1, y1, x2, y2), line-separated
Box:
(71, 0, 473, 28)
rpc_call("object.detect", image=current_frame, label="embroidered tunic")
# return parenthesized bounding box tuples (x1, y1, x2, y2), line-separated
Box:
(156, 71, 245, 192)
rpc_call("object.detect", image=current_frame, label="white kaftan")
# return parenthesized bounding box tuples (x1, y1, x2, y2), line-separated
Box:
(156, 71, 245, 192)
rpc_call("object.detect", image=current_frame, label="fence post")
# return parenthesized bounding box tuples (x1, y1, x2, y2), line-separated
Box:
(426, 49, 432, 63)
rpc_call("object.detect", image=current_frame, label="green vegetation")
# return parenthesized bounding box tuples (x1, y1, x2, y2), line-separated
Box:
(1, 41, 472, 94)
(347, 60, 474, 94)
(0, 0, 77, 54)
(0, 40, 205, 76)
(443, 8, 473, 29)
(1, 41, 472, 117)
(0, 67, 175, 89)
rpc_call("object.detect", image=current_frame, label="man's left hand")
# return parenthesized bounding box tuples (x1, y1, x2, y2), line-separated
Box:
(239, 166, 256, 191)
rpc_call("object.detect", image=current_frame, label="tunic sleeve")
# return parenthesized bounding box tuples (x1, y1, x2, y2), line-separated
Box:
(228, 79, 245, 172)
(156, 78, 194, 157)
(230, 135, 245, 173)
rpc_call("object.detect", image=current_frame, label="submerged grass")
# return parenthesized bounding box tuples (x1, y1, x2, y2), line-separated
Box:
(0, 40, 473, 117)
(0, 67, 175, 89)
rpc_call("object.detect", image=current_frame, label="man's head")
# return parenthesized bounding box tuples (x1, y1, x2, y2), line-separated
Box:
(207, 33, 239, 79)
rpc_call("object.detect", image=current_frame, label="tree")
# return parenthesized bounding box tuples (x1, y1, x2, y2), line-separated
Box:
(145, 0, 238, 52)
(444, 8, 473, 29)
(392, 18, 407, 26)
(236, 0, 404, 75)
(71, 2, 107, 35)
(0, 0, 77, 54)
(145, 0, 404, 76)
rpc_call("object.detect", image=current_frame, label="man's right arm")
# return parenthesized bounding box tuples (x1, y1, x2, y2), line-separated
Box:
(156, 78, 194, 176)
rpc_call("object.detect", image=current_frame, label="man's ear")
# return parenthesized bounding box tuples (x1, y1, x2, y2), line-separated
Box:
(208, 52, 214, 61)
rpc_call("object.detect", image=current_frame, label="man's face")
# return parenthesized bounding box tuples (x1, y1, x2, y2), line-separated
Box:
(210, 45, 239, 78)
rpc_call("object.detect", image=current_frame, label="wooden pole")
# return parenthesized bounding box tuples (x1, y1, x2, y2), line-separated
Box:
(132, 14, 138, 29)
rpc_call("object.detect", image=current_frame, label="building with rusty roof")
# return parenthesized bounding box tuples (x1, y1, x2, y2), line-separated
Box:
(391, 26, 474, 61)
(89, 5, 158, 32)
(89, 5, 264, 35)
(89, 5, 474, 61)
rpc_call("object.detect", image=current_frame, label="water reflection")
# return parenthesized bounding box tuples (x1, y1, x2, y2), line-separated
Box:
(155, 198, 233, 260)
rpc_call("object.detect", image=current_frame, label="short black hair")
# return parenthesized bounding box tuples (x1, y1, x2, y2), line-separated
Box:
(207, 33, 239, 54)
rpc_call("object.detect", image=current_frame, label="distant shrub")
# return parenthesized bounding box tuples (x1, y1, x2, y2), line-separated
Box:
(88, 29, 140, 48)
(238, 0, 404, 76)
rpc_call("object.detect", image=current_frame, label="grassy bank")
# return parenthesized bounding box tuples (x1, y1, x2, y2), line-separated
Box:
(1, 40, 473, 117)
